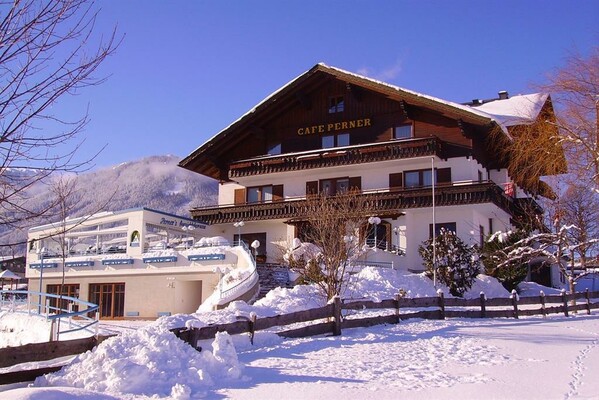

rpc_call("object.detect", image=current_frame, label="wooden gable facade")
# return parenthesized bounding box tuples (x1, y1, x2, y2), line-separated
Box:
(179, 64, 502, 182)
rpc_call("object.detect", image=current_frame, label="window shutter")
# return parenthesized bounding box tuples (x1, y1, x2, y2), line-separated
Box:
(306, 181, 318, 196)
(234, 188, 246, 205)
(437, 168, 452, 185)
(389, 173, 403, 190)
(348, 176, 362, 191)
(272, 185, 284, 202)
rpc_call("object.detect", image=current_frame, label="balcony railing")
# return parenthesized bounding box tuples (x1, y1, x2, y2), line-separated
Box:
(229, 137, 445, 178)
(190, 182, 528, 225)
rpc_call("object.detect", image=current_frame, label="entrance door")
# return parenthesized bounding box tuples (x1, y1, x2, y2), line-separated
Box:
(89, 283, 125, 319)
(234, 232, 267, 262)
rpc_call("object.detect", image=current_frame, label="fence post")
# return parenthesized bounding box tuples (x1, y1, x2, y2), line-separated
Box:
(585, 289, 591, 315)
(45, 298, 50, 319)
(395, 292, 404, 324)
(437, 290, 445, 320)
(249, 312, 257, 345)
(68, 303, 73, 329)
(561, 290, 569, 317)
(479, 292, 486, 318)
(511, 290, 519, 319)
(332, 296, 342, 336)
(49, 319, 58, 342)
(95, 311, 100, 338)
(540, 291, 547, 318)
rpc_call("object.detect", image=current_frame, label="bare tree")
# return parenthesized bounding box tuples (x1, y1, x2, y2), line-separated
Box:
(0, 0, 119, 245)
(552, 184, 599, 267)
(495, 224, 599, 295)
(489, 47, 599, 197)
(285, 190, 371, 301)
(541, 48, 599, 189)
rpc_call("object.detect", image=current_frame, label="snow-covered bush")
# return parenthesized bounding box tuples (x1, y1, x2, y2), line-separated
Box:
(418, 229, 479, 297)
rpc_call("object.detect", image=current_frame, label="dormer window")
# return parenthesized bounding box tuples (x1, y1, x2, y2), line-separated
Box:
(328, 96, 345, 113)
(394, 124, 413, 140)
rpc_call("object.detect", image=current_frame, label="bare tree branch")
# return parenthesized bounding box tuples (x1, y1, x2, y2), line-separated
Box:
(0, 0, 120, 246)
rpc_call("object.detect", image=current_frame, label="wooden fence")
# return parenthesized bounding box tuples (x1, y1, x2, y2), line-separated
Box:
(0, 335, 114, 385)
(172, 289, 599, 350)
(2, 290, 598, 385)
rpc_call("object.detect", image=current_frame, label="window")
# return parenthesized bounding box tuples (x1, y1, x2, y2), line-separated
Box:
(322, 135, 335, 149)
(337, 132, 350, 146)
(328, 96, 344, 113)
(394, 124, 413, 140)
(89, 283, 125, 319)
(47, 284, 80, 312)
(429, 222, 457, 238)
(310, 176, 360, 196)
(405, 170, 432, 188)
(247, 185, 274, 203)
(403, 168, 451, 188)
(322, 132, 349, 149)
(267, 142, 281, 155)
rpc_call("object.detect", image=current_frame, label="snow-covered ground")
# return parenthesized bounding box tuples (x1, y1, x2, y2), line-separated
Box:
(1, 269, 599, 399)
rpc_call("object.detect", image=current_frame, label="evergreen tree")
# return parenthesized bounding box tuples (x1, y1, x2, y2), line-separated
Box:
(419, 229, 479, 297)
(480, 230, 529, 291)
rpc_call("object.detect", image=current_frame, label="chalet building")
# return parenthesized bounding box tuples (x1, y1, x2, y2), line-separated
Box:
(180, 63, 557, 271)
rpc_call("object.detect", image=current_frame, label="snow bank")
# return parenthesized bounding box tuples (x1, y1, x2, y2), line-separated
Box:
(466, 274, 510, 299)
(34, 327, 243, 399)
(344, 267, 509, 301)
(518, 281, 562, 296)
(0, 312, 51, 347)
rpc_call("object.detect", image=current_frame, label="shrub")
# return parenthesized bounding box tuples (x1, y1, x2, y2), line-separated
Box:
(418, 229, 479, 297)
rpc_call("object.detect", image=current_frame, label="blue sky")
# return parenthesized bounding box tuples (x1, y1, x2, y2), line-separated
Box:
(59, 0, 598, 169)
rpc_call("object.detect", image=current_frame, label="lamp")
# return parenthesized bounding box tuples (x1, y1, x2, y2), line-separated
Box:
(251, 240, 260, 260)
(368, 216, 381, 249)
(233, 221, 245, 246)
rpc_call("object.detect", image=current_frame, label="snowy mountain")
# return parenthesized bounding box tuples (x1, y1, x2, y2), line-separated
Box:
(0, 155, 217, 256)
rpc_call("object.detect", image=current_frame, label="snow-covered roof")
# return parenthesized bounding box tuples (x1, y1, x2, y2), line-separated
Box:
(472, 93, 549, 127)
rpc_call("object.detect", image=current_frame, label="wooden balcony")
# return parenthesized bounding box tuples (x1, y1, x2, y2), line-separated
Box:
(190, 182, 532, 225)
(229, 137, 447, 178)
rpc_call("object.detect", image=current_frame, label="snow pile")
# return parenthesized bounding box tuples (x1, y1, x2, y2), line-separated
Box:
(194, 236, 229, 247)
(34, 328, 243, 399)
(0, 312, 51, 347)
(344, 267, 509, 301)
(467, 274, 511, 299)
(518, 281, 562, 296)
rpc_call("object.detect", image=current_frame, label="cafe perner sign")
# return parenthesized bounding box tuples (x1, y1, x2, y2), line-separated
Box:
(297, 117, 371, 136)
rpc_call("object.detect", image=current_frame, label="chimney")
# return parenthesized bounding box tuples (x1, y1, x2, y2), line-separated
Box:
(498, 90, 509, 100)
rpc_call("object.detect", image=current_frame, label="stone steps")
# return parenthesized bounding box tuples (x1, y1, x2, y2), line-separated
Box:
(255, 264, 295, 300)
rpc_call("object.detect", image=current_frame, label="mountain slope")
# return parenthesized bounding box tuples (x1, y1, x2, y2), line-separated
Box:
(0, 155, 217, 256)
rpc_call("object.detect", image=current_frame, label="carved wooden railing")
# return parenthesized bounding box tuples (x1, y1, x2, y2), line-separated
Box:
(191, 182, 526, 225)
(229, 137, 445, 178)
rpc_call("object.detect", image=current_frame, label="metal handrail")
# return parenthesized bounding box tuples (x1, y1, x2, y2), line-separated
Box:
(0, 289, 99, 338)
(218, 241, 259, 301)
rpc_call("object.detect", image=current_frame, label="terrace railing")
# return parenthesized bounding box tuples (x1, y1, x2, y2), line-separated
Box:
(0, 290, 99, 341)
